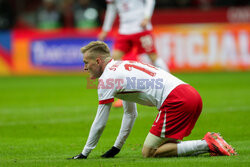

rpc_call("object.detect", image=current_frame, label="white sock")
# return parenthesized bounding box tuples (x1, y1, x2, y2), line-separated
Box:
(177, 140, 209, 156)
(154, 57, 169, 72)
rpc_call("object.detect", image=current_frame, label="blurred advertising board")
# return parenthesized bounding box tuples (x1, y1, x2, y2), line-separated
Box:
(10, 29, 113, 75)
(0, 23, 249, 75)
(153, 23, 250, 72)
(0, 31, 12, 75)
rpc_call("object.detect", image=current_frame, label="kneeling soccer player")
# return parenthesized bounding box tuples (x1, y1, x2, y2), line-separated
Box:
(70, 41, 237, 159)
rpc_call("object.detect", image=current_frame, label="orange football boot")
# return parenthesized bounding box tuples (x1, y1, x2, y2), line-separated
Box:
(113, 99, 123, 108)
(203, 132, 238, 156)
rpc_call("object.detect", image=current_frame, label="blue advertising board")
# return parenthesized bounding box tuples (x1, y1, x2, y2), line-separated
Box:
(30, 38, 113, 69)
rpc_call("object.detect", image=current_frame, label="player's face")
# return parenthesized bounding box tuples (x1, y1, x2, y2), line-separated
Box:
(83, 54, 102, 79)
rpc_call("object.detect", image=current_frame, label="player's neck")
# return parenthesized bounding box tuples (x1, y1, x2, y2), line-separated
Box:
(101, 57, 112, 72)
(103, 57, 112, 67)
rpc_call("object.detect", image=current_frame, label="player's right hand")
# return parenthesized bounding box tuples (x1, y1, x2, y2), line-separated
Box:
(98, 31, 108, 41)
(69, 153, 87, 159)
(140, 17, 150, 29)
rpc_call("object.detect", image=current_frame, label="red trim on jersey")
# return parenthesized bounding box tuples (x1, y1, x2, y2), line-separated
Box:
(117, 91, 142, 94)
(107, 59, 113, 64)
(99, 98, 114, 104)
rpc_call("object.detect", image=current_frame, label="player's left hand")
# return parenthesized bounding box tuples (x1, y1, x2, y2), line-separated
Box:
(69, 153, 87, 159)
(101, 146, 120, 158)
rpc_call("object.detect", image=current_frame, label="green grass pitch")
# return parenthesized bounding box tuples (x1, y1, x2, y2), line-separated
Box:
(0, 72, 249, 167)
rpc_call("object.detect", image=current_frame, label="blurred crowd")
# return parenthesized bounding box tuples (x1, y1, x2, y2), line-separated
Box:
(0, 0, 103, 30)
(0, 0, 249, 30)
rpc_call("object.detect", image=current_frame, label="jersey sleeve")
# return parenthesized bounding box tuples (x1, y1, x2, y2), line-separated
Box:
(144, 0, 155, 19)
(98, 78, 116, 104)
(114, 101, 138, 149)
(102, 3, 117, 32)
(82, 103, 112, 156)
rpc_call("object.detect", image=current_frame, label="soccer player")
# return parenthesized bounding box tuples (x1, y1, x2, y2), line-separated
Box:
(98, 0, 168, 72)
(99, 0, 169, 107)
(70, 41, 237, 159)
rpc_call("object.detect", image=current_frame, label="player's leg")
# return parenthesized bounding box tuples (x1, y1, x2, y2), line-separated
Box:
(143, 84, 237, 158)
(142, 132, 178, 157)
(154, 143, 178, 157)
(112, 50, 124, 60)
(112, 34, 131, 60)
(142, 132, 168, 157)
(142, 132, 209, 157)
(170, 132, 238, 157)
(144, 133, 237, 157)
(143, 84, 205, 158)
(175, 140, 209, 157)
(148, 84, 237, 157)
(147, 52, 169, 72)
(155, 140, 209, 157)
(137, 31, 169, 71)
(158, 84, 208, 157)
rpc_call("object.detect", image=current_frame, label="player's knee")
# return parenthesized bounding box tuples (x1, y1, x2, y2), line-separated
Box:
(141, 148, 149, 158)
(142, 146, 155, 158)
(142, 132, 165, 157)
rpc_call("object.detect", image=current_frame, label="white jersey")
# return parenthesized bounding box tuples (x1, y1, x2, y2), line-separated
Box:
(98, 60, 185, 109)
(81, 59, 185, 157)
(103, 0, 155, 34)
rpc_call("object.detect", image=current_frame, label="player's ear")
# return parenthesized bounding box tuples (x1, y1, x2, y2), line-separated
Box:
(96, 57, 101, 65)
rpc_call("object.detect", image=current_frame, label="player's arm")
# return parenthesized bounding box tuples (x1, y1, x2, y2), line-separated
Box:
(82, 103, 112, 156)
(141, 0, 155, 28)
(98, 1, 117, 41)
(101, 101, 137, 158)
(71, 102, 112, 159)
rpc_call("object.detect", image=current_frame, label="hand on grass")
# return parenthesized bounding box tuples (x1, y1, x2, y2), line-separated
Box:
(101, 146, 120, 158)
(69, 153, 87, 159)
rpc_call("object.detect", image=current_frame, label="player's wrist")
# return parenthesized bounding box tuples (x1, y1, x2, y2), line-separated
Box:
(112, 146, 120, 153)
(101, 30, 108, 34)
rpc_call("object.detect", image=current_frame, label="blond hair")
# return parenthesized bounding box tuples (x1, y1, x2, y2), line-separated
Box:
(81, 41, 111, 60)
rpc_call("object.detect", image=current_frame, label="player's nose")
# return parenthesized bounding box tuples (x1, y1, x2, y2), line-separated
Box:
(83, 65, 88, 71)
